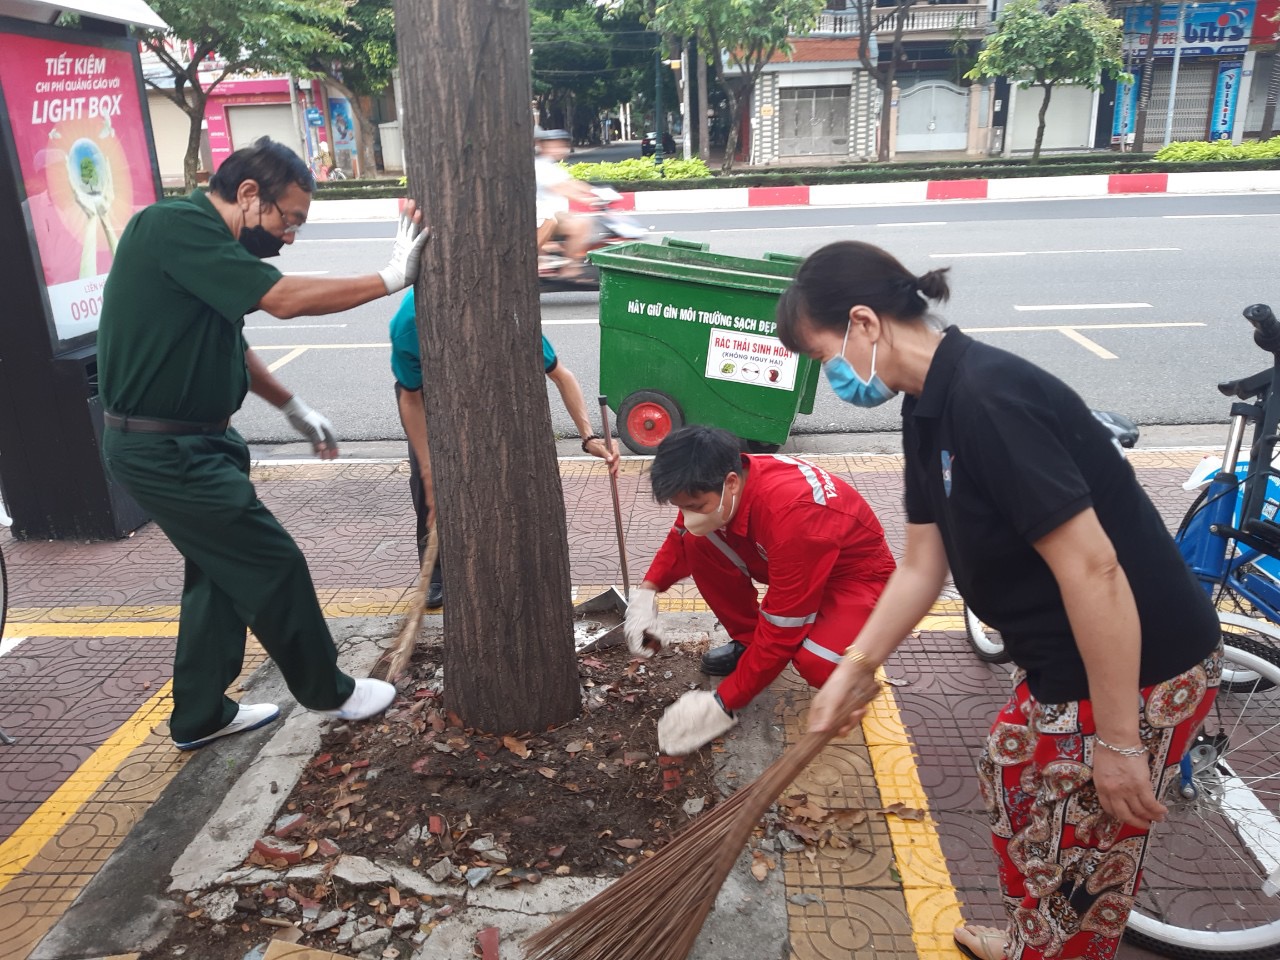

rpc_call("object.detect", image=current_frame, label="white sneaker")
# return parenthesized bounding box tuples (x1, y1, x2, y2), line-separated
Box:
(173, 702, 280, 751)
(315, 678, 396, 721)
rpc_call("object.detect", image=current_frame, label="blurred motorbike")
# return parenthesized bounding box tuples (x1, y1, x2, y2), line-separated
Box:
(539, 186, 645, 293)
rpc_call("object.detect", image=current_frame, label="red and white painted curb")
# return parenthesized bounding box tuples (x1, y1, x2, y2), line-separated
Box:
(308, 169, 1280, 222)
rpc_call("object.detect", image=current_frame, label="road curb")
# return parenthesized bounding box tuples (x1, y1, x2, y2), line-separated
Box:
(306, 169, 1280, 222)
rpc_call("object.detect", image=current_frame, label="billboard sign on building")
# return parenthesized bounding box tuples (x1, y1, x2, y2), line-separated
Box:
(1123, 2, 1257, 57)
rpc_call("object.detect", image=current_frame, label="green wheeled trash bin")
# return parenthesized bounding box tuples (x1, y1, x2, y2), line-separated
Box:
(591, 238, 820, 455)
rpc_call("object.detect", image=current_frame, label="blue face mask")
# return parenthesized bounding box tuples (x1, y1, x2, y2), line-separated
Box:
(822, 323, 897, 408)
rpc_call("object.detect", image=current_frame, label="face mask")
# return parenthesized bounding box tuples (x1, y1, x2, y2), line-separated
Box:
(823, 323, 897, 408)
(239, 224, 285, 259)
(683, 479, 738, 537)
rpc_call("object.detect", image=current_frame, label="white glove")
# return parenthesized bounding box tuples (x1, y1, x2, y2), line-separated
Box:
(658, 690, 737, 756)
(378, 207, 431, 294)
(624, 587, 667, 658)
(281, 396, 336, 455)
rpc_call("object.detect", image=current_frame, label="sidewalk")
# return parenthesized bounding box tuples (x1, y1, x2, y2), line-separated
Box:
(0, 446, 1208, 959)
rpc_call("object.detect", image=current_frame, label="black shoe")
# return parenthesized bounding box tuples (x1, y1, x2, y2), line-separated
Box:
(426, 565, 444, 610)
(701, 640, 746, 677)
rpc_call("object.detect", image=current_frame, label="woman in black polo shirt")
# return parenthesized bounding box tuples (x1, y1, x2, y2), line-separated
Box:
(775, 240, 1221, 960)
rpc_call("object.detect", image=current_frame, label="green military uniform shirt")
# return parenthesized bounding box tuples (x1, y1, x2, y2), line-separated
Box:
(98, 190, 282, 422)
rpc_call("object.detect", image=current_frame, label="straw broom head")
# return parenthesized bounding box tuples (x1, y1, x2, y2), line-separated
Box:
(370, 522, 438, 682)
(522, 729, 838, 960)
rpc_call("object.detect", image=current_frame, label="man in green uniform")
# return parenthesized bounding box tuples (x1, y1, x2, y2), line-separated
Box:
(99, 138, 429, 750)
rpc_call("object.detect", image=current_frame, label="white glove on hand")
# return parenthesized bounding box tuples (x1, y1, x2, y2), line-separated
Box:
(624, 587, 667, 658)
(658, 690, 737, 756)
(378, 207, 431, 294)
(281, 396, 336, 456)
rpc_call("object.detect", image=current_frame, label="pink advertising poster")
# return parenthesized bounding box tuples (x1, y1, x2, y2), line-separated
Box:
(0, 29, 158, 344)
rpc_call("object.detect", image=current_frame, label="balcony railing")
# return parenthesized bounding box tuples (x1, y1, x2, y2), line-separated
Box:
(809, 5, 988, 36)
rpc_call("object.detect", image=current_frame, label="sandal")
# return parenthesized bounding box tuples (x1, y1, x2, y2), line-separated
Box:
(953, 924, 1007, 960)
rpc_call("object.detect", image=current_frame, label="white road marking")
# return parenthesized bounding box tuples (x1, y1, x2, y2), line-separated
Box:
(244, 324, 348, 330)
(1164, 214, 1279, 219)
(933, 247, 1179, 258)
(266, 347, 310, 373)
(292, 237, 394, 242)
(967, 321, 1201, 332)
(283, 270, 331, 276)
(1014, 302, 1152, 312)
(1058, 327, 1118, 359)
(876, 221, 948, 227)
(543, 318, 600, 325)
(0, 636, 26, 658)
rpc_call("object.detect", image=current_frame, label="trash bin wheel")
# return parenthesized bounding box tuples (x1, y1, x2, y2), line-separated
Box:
(746, 440, 781, 453)
(618, 391, 683, 456)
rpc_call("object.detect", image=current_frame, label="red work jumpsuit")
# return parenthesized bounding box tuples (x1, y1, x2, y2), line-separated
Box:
(642, 455, 896, 711)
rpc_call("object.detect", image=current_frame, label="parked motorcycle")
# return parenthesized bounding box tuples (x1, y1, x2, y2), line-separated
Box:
(539, 186, 645, 293)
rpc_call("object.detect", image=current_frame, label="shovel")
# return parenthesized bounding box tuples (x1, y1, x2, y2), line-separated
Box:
(570, 397, 631, 654)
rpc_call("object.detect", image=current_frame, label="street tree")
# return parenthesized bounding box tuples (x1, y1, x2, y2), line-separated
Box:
(305, 0, 397, 177)
(142, 0, 347, 190)
(848, 0, 914, 162)
(394, 0, 581, 732)
(531, 0, 651, 141)
(1130, 0, 1161, 150)
(651, 0, 825, 172)
(967, 0, 1128, 161)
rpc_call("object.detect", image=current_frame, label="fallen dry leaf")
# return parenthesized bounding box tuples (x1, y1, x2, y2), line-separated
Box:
(616, 838, 644, 850)
(502, 736, 531, 759)
(537, 767, 557, 779)
(751, 859, 770, 881)
(883, 802, 926, 822)
(791, 801, 829, 822)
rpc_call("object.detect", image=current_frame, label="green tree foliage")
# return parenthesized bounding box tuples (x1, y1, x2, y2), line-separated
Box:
(651, 0, 825, 172)
(966, 0, 1128, 161)
(143, 0, 348, 189)
(530, 0, 652, 142)
(305, 0, 398, 177)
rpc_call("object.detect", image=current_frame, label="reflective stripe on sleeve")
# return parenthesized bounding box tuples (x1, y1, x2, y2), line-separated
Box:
(801, 637, 841, 664)
(706, 531, 750, 577)
(762, 609, 818, 628)
(773, 454, 827, 506)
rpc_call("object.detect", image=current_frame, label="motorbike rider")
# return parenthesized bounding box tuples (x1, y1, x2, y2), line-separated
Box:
(534, 128, 594, 280)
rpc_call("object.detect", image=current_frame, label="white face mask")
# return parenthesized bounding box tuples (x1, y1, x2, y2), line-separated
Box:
(683, 479, 738, 537)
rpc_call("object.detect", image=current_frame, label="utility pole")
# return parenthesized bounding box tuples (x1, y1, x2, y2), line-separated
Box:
(1163, 0, 1188, 147)
(393, 0, 580, 733)
(681, 37, 692, 160)
(654, 42, 664, 165)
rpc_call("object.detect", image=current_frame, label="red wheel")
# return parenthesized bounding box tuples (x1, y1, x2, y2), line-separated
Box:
(617, 391, 684, 455)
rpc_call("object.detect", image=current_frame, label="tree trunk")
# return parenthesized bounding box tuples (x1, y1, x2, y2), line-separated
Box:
(721, 83, 741, 174)
(696, 33, 709, 161)
(1261, 45, 1280, 138)
(324, 75, 377, 177)
(182, 87, 206, 192)
(1131, 0, 1161, 150)
(394, 0, 580, 734)
(1033, 83, 1053, 161)
(879, 5, 910, 162)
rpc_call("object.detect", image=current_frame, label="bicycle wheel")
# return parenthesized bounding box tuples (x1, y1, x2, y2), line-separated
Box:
(964, 603, 1010, 663)
(1126, 637, 1280, 959)
(1218, 611, 1280, 694)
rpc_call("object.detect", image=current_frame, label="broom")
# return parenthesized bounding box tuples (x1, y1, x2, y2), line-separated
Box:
(522, 723, 860, 960)
(370, 521, 438, 682)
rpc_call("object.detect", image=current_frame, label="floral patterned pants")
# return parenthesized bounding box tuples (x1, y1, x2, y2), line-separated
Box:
(976, 645, 1222, 960)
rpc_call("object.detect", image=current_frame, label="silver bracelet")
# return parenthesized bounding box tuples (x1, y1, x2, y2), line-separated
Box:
(1095, 735, 1147, 757)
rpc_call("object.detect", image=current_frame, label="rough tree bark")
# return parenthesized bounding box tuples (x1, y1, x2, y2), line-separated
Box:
(1033, 82, 1054, 160)
(394, 0, 580, 733)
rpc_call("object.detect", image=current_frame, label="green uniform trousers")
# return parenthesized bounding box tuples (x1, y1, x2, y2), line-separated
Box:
(103, 427, 355, 743)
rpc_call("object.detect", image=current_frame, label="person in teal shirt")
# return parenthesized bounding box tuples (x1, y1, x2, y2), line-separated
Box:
(389, 289, 618, 607)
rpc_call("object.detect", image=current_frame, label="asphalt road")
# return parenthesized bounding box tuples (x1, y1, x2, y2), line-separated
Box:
(234, 192, 1280, 449)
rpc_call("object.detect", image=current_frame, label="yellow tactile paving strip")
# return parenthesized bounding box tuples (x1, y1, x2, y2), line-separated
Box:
(0, 637, 267, 960)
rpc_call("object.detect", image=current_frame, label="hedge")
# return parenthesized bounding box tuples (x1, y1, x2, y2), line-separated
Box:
(1154, 137, 1280, 161)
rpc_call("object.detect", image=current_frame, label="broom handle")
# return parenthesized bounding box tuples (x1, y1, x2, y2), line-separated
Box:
(598, 396, 631, 598)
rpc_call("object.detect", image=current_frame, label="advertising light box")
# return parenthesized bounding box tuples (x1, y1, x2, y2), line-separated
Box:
(0, 18, 160, 353)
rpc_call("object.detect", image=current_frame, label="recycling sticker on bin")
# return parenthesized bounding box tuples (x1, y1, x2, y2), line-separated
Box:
(705, 329, 798, 391)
